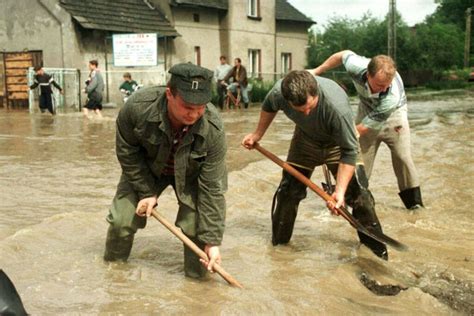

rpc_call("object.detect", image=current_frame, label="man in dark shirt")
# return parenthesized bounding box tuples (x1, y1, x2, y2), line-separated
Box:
(223, 58, 250, 109)
(119, 72, 139, 103)
(242, 70, 388, 259)
(29, 66, 63, 115)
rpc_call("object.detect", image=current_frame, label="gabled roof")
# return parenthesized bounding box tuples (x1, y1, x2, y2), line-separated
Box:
(60, 0, 179, 37)
(276, 0, 315, 24)
(170, 0, 227, 10)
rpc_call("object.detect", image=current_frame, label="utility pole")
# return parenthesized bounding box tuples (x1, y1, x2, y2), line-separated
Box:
(388, 0, 397, 61)
(464, 7, 472, 68)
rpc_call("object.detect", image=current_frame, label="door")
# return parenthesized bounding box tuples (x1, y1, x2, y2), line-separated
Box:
(2, 51, 42, 109)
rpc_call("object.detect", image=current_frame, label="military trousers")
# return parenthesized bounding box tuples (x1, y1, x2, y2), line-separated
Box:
(104, 174, 207, 278)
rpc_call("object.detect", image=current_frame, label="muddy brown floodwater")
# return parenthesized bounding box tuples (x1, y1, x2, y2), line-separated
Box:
(0, 90, 473, 314)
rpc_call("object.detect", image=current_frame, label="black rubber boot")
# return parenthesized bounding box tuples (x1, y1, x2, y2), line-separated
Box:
(345, 165, 388, 260)
(103, 227, 134, 262)
(352, 190, 388, 260)
(399, 186, 424, 210)
(244, 102, 249, 109)
(0, 270, 28, 316)
(271, 168, 311, 245)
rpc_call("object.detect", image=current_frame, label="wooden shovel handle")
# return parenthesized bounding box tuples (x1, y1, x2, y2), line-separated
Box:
(150, 209, 243, 288)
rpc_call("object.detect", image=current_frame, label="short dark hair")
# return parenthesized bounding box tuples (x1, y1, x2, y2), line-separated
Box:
(34, 66, 42, 72)
(220, 55, 226, 60)
(281, 70, 318, 107)
(235, 58, 241, 64)
(89, 60, 99, 67)
(123, 72, 131, 79)
(167, 78, 178, 97)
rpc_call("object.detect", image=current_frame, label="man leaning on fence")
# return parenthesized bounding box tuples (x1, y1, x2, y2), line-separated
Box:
(214, 56, 232, 110)
(223, 58, 250, 109)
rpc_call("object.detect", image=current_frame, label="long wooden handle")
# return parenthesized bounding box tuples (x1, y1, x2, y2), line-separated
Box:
(150, 209, 244, 288)
(253, 143, 349, 219)
(253, 143, 408, 251)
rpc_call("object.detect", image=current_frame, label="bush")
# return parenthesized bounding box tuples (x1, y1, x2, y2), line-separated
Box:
(248, 78, 276, 103)
(426, 68, 471, 90)
(425, 79, 469, 90)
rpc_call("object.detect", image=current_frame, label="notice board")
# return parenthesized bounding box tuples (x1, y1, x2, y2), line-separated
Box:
(112, 33, 158, 67)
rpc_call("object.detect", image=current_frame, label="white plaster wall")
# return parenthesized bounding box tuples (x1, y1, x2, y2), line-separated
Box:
(171, 7, 222, 71)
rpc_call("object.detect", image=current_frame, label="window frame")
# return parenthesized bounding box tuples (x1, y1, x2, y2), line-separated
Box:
(247, 0, 261, 19)
(281, 52, 292, 74)
(194, 46, 201, 66)
(248, 49, 262, 79)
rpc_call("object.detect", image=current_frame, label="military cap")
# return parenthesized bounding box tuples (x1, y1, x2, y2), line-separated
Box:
(168, 63, 214, 105)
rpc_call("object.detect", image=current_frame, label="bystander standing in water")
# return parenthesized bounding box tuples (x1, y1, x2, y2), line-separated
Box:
(29, 66, 63, 115)
(83, 59, 104, 118)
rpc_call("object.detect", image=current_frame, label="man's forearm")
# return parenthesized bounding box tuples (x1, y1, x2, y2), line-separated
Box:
(335, 162, 355, 196)
(314, 50, 350, 75)
(254, 111, 277, 138)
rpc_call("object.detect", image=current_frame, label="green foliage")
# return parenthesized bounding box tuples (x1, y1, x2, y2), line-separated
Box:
(429, 0, 473, 31)
(410, 22, 465, 70)
(426, 79, 470, 90)
(248, 79, 276, 102)
(306, 3, 470, 82)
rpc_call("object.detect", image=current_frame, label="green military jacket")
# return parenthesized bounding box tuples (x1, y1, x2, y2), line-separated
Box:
(116, 86, 227, 245)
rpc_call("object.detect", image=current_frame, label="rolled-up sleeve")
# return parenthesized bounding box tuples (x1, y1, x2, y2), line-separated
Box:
(116, 105, 156, 199)
(342, 50, 368, 75)
(196, 131, 228, 245)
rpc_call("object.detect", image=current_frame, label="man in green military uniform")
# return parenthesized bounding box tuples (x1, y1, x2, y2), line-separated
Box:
(104, 63, 228, 278)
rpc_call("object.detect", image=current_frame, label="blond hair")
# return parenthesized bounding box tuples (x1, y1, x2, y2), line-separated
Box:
(368, 55, 396, 80)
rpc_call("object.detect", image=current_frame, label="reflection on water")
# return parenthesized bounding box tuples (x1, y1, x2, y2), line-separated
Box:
(0, 92, 473, 314)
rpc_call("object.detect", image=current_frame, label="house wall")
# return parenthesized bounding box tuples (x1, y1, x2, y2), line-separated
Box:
(0, 0, 312, 106)
(224, 0, 276, 77)
(0, 0, 64, 67)
(276, 22, 310, 72)
(171, 7, 222, 71)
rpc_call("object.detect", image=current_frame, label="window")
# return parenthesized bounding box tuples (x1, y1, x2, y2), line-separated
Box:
(0, 55, 4, 98)
(248, 49, 261, 78)
(248, 0, 260, 18)
(193, 13, 200, 22)
(281, 53, 292, 74)
(194, 46, 201, 66)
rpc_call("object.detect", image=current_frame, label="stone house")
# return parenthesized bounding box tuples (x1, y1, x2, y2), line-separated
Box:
(0, 0, 314, 108)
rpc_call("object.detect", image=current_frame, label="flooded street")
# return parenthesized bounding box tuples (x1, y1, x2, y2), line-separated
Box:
(0, 91, 473, 314)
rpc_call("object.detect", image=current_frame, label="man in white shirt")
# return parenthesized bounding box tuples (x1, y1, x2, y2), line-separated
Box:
(214, 56, 232, 109)
(311, 51, 424, 210)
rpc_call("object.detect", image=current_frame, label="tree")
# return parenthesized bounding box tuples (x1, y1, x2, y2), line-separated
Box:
(306, 6, 467, 73)
(428, 0, 473, 30)
(411, 22, 465, 70)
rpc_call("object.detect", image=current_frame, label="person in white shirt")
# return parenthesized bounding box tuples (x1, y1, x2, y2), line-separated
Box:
(311, 51, 424, 210)
(214, 56, 232, 109)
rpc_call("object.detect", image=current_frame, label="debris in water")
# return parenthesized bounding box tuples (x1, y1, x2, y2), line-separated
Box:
(359, 272, 408, 296)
